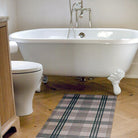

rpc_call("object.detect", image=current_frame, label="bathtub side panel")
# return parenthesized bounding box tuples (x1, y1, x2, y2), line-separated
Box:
(18, 43, 137, 77)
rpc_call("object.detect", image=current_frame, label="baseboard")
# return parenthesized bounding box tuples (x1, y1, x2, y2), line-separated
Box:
(125, 74, 138, 78)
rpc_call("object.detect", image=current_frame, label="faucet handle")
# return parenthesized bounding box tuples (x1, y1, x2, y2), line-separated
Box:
(72, 2, 81, 9)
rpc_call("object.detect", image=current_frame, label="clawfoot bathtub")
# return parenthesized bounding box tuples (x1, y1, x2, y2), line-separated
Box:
(10, 28, 138, 95)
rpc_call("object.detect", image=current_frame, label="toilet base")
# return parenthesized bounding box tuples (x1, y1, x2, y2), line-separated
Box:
(15, 100, 33, 116)
(13, 70, 43, 116)
(15, 90, 34, 116)
(16, 109, 33, 116)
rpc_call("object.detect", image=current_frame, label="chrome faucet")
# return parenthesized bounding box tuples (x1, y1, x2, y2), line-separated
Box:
(81, 0, 83, 8)
(69, 0, 92, 28)
(80, 0, 83, 17)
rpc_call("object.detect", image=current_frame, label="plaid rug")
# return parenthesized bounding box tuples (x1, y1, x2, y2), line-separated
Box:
(37, 94, 117, 138)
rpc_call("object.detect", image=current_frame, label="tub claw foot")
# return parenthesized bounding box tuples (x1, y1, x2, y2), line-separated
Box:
(43, 75, 48, 84)
(108, 69, 125, 95)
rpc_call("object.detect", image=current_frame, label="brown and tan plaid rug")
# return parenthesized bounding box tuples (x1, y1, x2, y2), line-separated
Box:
(37, 94, 117, 138)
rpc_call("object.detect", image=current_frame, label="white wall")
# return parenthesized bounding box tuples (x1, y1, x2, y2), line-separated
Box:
(15, 0, 138, 77)
(126, 0, 138, 78)
(0, 0, 17, 34)
(16, 0, 138, 30)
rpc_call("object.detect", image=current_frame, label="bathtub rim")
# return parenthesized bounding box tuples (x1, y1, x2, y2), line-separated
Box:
(9, 28, 138, 45)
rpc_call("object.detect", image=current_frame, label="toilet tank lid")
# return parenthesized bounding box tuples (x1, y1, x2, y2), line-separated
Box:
(11, 61, 43, 74)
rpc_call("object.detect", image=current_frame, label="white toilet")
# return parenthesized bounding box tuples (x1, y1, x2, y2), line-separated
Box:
(11, 61, 43, 116)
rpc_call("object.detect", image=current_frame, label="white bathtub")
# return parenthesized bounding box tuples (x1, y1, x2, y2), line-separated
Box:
(10, 28, 138, 95)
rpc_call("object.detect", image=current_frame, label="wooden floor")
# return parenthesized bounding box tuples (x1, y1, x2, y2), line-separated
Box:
(10, 76, 138, 138)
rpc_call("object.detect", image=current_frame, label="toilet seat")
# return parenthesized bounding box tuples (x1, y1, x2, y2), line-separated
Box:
(11, 61, 43, 74)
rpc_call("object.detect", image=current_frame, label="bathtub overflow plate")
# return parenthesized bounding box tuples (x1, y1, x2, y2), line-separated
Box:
(79, 32, 85, 38)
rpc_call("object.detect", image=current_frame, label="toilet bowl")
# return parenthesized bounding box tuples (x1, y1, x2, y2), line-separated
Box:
(11, 61, 43, 116)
